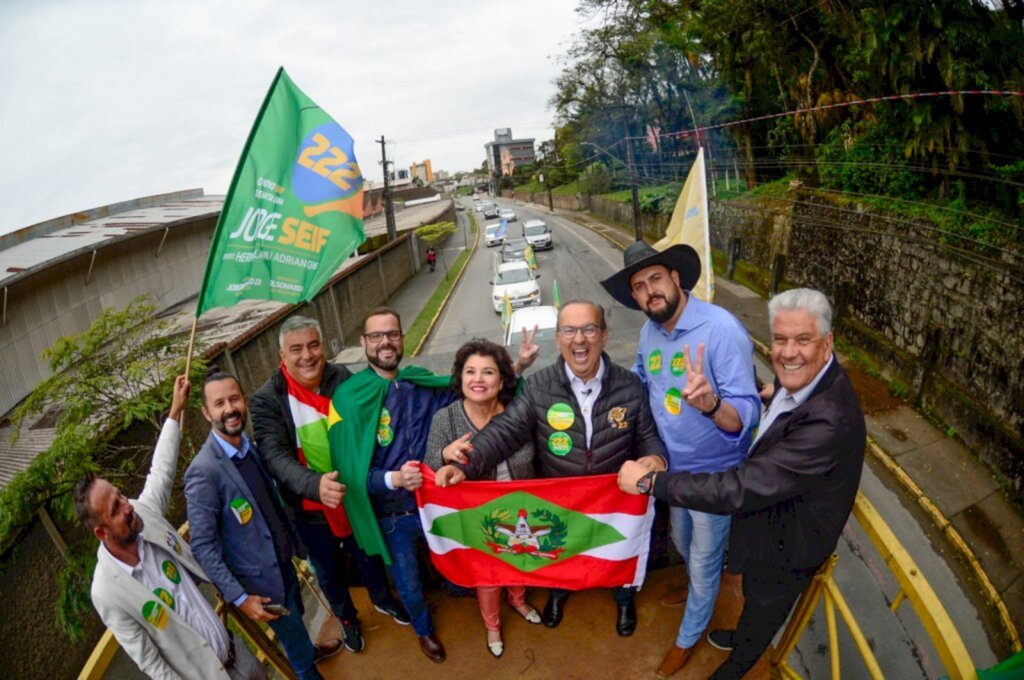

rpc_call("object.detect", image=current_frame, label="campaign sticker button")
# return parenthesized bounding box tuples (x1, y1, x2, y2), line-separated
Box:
(548, 432, 572, 456)
(546, 403, 575, 431)
(664, 388, 682, 416)
(230, 498, 253, 525)
(670, 352, 686, 377)
(647, 349, 663, 375)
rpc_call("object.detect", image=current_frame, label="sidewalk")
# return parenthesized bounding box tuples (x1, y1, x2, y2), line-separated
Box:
(557, 204, 1023, 653)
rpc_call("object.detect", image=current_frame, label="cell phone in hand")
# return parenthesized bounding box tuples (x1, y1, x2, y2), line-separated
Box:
(263, 603, 291, 617)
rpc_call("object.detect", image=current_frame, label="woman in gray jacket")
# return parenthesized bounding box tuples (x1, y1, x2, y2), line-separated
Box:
(424, 338, 540, 658)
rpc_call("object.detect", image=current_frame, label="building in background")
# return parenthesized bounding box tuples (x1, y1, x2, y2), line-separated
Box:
(410, 159, 433, 185)
(484, 128, 536, 182)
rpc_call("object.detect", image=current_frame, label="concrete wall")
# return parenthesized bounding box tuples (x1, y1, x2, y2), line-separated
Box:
(0, 230, 427, 679)
(712, 192, 1024, 492)
(0, 216, 213, 416)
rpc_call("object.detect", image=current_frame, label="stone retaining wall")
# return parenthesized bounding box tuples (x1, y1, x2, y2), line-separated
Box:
(713, 191, 1024, 492)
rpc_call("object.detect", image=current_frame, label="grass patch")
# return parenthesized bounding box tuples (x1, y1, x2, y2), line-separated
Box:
(552, 183, 580, 196)
(406, 212, 476, 354)
(515, 181, 545, 193)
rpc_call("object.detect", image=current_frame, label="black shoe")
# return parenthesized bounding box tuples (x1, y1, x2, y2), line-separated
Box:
(339, 619, 364, 653)
(616, 601, 637, 637)
(543, 592, 568, 628)
(707, 629, 736, 651)
(374, 601, 412, 626)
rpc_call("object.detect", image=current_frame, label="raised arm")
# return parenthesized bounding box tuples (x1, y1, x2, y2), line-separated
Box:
(136, 375, 189, 515)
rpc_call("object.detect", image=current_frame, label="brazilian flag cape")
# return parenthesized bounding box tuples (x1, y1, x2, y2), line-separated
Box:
(327, 366, 451, 564)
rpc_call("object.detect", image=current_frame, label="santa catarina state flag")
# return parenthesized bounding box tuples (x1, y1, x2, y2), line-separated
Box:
(414, 464, 655, 590)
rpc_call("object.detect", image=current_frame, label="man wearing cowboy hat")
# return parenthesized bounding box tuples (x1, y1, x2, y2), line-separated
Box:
(601, 242, 761, 678)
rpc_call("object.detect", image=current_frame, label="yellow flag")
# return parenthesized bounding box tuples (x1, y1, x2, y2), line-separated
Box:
(653, 147, 714, 302)
(525, 244, 537, 271)
(501, 291, 512, 328)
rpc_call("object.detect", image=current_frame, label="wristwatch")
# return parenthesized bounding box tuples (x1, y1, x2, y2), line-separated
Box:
(636, 470, 657, 495)
(701, 394, 722, 418)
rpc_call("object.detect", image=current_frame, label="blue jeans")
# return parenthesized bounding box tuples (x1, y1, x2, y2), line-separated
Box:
(378, 513, 433, 636)
(267, 570, 323, 680)
(670, 506, 731, 648)
(293, 517, 395, 622)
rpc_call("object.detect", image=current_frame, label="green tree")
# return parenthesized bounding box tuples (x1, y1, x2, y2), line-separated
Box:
(1, 295, 206, 638)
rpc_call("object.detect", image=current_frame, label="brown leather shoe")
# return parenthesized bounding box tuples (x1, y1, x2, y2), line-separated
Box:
(656, 645, 693, 678)
(419, 633, 447, 663)
(313, 638, 343, 663)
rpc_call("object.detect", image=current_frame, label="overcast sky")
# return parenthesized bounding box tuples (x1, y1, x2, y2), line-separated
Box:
(0, 0, 590, 233)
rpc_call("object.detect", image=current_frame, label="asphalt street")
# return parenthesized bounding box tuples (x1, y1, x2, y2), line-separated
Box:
(417, 195, 998, 678)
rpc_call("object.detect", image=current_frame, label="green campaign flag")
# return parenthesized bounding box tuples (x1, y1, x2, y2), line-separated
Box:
(197, 67, 366, 315)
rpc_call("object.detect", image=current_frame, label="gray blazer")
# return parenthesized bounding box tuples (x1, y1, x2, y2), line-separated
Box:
(184, 433, 299, 606)
(425, 399, 535, 480)
(90, 419, 231, 680)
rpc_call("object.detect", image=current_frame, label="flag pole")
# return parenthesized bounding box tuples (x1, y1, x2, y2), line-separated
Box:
(180, 316, 200, 428)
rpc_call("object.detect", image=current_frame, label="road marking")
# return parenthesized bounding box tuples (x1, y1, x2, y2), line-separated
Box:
(550, 217, 620, 271)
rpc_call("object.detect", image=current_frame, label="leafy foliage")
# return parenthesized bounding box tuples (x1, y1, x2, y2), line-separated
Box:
(0, 296, 206, 637)
(415, 221, 458, 245)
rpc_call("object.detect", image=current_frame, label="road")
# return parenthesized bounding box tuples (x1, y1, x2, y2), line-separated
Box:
(417, 195, 999, 678)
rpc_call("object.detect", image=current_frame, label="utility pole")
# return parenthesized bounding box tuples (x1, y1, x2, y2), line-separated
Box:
(625, 135, 642, 242)
(377, 135, 397, 241)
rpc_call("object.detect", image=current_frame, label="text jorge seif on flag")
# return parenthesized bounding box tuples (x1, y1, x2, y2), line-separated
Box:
(196, 66, 367, 315)
(281, 362, 352, 537)
(414, 464, 656, 590)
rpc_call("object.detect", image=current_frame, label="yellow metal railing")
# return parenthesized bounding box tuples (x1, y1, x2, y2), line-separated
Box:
(770, 491, 978, 680)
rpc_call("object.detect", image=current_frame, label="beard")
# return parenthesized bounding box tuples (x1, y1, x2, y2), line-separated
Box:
(113, 513, 144, 547)
(212, 410, 247, 437)
(367, 342, 403, 371)
(643, 289, 681, 324)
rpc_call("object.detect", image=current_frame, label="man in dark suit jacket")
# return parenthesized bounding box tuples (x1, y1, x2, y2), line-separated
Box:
(185, 370, 342, 680)
(619, 288, 866, 679)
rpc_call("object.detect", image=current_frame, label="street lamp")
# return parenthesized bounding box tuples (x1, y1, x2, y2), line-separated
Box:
(581, 140, 642, 242)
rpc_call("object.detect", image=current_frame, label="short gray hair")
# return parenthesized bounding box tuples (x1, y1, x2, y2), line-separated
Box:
(768, 288, 833, 336)
(279, 315, 323, 349)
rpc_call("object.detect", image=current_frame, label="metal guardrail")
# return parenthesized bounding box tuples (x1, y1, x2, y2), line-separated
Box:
(770, 491, 978, 680)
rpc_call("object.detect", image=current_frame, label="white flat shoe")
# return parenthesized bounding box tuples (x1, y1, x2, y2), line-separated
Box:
(520, 607, 542, 624)
(487, 640, 504, 658)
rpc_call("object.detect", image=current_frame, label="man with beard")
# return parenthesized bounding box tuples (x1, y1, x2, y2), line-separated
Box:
(618, 288, 865, 679)
(327, 307, 538, 663)
(601, 242, 760, 678)
(79, 376, 266, 679)
(250, 316, 409, 654)
(186, 369, 341, 680)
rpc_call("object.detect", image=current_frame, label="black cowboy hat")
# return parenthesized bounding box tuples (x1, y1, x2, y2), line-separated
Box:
(599, 241, 701, 310)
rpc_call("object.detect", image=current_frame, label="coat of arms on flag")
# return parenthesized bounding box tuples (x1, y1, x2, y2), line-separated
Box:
(415, 464, 655, 590)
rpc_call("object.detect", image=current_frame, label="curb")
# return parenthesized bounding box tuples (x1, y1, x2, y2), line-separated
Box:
(411, 212, 480, 357)
(564, 209, 1022, 653)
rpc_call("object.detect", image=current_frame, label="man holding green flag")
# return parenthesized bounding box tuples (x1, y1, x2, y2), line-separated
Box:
(328, 307, 540, 663)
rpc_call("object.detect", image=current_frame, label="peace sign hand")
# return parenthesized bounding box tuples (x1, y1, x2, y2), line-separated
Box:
(680, 343, 717, 413)
(515, 324, 541, 373)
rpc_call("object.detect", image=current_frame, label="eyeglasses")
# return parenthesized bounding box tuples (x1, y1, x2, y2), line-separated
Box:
(558, 324, 603, 339)
(363, 330, 403, 343)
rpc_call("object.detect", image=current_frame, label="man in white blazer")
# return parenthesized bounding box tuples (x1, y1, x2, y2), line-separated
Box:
(75, 375, 266, 680)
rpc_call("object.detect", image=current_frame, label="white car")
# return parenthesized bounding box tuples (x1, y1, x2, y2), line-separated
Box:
(491, 261, 541, 313)
(523, 219, 552, 250)
(504, 305, 559, 365)
(500, 208, 517, 222)
(484, 222, 504, 247)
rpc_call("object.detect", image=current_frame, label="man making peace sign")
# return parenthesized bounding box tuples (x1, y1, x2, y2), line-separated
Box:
(601, 242, 761, 678)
